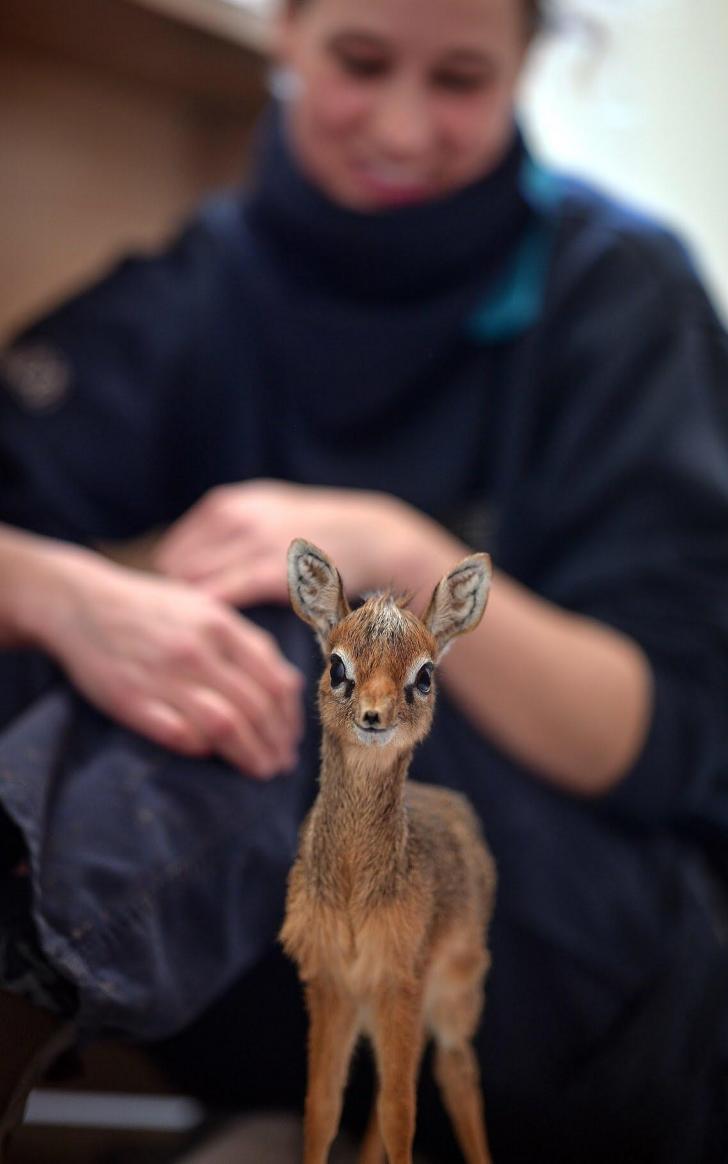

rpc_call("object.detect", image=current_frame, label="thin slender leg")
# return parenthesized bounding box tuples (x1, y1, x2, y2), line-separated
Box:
(357, 1100, 385, 1164)
(433, 1040, 492, 1164)
(427, 944, 491, 1164)
(368, 983, 424, 1164)
(303, 979, 360, 1164)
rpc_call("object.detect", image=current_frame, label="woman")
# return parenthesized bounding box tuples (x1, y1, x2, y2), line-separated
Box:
(1, 0, 727, 1158)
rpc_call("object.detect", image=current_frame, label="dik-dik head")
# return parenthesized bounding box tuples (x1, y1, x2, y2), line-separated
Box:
(288, 539, 491, 751)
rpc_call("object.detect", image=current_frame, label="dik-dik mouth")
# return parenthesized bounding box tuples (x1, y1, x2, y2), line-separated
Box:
(353, 724, 397, 746)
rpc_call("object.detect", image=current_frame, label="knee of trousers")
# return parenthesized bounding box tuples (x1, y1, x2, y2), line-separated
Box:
(0, 606, 323, 1039)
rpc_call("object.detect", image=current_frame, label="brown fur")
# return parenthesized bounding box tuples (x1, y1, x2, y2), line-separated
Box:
(281, 541, 496, 1164)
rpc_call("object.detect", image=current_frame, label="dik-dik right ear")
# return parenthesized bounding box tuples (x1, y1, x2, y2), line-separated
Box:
(423, 553, 492, 659)
(287, 539, 351, 651)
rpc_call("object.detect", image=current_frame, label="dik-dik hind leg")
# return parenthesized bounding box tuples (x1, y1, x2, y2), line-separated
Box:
(367, 983, 425, 1164)
(429, 951, 492, 1164)
(303, 980, 360, 1164)
(433, 1041, 492, 1164)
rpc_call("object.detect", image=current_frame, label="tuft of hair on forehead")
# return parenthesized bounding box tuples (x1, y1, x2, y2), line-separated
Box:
(335, 592, 437, 666)
(359, 588, 413, 610)
(359, 592, 413, 636)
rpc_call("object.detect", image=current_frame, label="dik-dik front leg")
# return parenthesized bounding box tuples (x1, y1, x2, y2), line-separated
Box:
(367, 981, 425, 1164)
(303, 978, 360, 1164)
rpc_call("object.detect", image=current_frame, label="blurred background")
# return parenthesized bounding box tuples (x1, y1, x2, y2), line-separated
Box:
(0, 0, 726, 345)
(0, 0, 725, 1159)
(521, 0, 727, 319)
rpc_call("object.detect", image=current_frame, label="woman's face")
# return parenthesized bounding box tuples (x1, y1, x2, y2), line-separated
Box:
(275, 0, 531, 211)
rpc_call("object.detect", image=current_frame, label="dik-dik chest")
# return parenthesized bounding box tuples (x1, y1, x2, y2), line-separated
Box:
(281, 868, 428, 996)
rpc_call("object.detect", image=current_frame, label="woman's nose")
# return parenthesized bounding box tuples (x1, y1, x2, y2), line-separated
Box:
(371, 80, 433, 160)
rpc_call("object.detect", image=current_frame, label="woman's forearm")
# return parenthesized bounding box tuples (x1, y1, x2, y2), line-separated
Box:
(387, 507, 653, 797)
(2, 493, 650, 793)
(438, 569, 652, 795)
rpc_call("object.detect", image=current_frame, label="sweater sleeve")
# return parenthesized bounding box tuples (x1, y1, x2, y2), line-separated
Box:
(0, 210, 228, 543)
(507, 211, 728, 826)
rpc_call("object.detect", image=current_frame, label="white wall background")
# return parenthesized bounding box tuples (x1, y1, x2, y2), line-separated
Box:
(519, 0, 728, 320)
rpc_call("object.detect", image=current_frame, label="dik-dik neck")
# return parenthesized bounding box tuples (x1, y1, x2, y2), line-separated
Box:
(306, 733, 413, 908)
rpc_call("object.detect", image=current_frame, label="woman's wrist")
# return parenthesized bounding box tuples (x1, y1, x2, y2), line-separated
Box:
(374, 494, 469, 601)
(0, 527, 93, 651)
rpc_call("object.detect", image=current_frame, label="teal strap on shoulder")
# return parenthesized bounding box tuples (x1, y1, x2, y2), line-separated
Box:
(467, 156, 562, 344)
(520, 155, 564, 214)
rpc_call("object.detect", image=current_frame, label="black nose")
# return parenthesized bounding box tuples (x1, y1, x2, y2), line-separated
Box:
(363, 710, 380, 726)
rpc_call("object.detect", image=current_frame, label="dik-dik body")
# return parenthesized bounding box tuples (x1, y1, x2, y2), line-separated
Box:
(281, 539, 497, 1164)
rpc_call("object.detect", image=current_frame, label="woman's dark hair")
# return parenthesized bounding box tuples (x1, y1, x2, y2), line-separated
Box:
(289, 0, 546, 34)
(528, 0, 546, 33)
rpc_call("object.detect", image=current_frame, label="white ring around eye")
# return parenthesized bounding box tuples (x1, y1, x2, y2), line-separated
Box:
(405, 656, 434, 689)
(330, 647, 355, 684)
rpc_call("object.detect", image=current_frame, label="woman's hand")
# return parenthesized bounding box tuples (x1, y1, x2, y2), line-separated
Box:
(154, 479, 460, 609)
(12, 537, 303, 778)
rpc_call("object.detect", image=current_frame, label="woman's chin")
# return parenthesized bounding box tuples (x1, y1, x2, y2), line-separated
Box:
(347, 173, 436, 211)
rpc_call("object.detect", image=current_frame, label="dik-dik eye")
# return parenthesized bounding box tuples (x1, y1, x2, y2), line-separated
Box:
(329, 654, 348, 688)
(415, 664, 433, 695)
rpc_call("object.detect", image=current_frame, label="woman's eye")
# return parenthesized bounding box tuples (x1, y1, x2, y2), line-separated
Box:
(432, 70, 491, 94)
(337, 54, 388, 79)
(415, 665, 433, 695)
(330, 655, 347, 687)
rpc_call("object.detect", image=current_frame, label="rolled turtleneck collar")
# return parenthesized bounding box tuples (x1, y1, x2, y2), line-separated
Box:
(245, 104, 533, 302)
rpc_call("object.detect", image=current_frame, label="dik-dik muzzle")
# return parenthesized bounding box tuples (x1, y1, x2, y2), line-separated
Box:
(358, 671, 398, 732)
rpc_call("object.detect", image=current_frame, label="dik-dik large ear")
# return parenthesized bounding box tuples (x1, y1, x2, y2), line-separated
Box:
(423, 553, 492, 659)
(287, 538, 351, 651)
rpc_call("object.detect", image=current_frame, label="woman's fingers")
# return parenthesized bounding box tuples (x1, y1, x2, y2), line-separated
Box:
(155, 486, 256, 576)
(135, 606, 304, 776)
(165, 684, 293, 779)
(198, 557, 289, 608)
(215, 615, 304, 744)
(217, 663, 300, 765)
(45, 548, 305, 775)
(118, 697, 210, 757)
(157, 540, 240, 585)
(96, 657, 300, 779)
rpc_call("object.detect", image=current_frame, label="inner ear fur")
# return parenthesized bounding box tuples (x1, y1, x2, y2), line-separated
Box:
(287, 538, 351, 650)
(423, 553, 492, 657)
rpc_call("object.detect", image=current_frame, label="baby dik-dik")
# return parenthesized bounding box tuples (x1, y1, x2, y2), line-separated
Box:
(281, 539, 497, 1164)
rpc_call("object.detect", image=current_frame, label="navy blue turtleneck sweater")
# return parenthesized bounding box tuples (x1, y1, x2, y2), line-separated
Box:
(1, 110, 727, 847)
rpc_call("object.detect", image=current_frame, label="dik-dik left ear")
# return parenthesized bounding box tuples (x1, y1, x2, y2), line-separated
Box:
(423, 553, 492, 659)
(287, 538, 351, 651)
